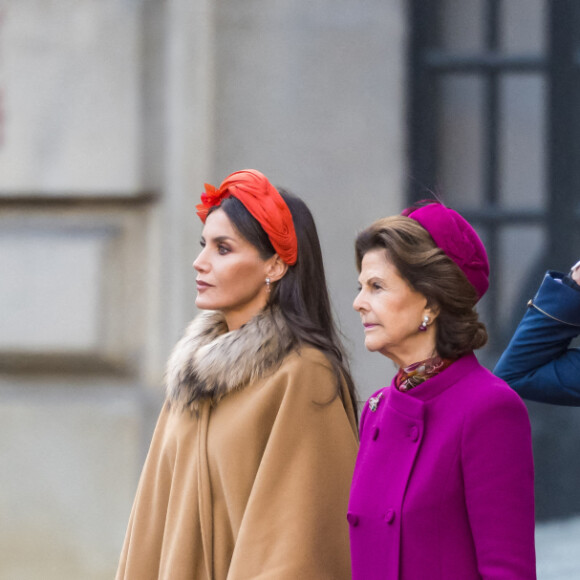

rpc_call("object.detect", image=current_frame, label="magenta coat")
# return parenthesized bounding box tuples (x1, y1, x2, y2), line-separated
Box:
(348, 353, 536, 579)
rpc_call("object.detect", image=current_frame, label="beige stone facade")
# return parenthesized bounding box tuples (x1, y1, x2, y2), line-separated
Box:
(0, 1, 406, 577)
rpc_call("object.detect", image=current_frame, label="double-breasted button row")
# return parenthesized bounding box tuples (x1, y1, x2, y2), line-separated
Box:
(384, 509, 396, 524)
(409, 425, 419, 442)
(370, 425, 421, 442)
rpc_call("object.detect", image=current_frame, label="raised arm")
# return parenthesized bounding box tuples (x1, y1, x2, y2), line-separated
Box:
(494, 268, 580, 406)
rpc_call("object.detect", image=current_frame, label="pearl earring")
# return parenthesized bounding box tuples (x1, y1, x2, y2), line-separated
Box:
(418, 315, 429, 332)
(265, 277, 271, 293)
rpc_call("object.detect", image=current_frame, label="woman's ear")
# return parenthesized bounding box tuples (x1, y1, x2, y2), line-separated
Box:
(266, 254, 288, 283)
(425, 301, 440, 322)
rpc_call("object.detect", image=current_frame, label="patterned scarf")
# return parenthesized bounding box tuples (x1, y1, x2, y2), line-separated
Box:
(394, 356, 455, 392)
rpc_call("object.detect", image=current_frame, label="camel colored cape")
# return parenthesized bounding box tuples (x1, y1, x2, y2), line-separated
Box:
(116, 309, 359, 579)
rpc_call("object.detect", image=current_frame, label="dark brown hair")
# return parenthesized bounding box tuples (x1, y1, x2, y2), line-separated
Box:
(211, 190, 358, 419)
(355, 215, 487, 359)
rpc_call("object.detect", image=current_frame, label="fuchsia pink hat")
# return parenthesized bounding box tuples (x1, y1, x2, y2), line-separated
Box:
(402, 201, 490, 300)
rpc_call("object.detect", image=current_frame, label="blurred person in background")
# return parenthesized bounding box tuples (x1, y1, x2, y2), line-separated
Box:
(116, 169, 359, 579)
(348, 201, 536, 579)
(495, 261, 580, 405)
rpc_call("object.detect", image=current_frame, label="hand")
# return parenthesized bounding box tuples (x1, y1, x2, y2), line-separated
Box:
(572, 260, 580, 284)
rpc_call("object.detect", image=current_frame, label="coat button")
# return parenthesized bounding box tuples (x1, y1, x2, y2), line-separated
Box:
(384, 509, 395, 524)
(347, 513, 359, 527)
(372, 427, 380, 440)
(409, 425, 419, 442)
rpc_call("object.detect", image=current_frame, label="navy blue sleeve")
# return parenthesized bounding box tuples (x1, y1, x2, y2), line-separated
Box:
(494, 271, 580, 406)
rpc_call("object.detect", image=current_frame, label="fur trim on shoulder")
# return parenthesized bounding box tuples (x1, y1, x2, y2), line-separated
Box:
(165, 308, 295, 410)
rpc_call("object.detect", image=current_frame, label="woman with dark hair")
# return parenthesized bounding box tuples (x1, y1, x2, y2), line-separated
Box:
(116, 169, 358, 579)
(348, 202, 536, 579)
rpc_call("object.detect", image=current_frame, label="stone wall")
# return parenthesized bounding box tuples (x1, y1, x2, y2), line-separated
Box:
(0, 0, 406, 577)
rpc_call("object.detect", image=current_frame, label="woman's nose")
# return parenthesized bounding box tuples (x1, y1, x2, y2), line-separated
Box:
(353, 291, 365, 312)
(193, 249, 207, 272)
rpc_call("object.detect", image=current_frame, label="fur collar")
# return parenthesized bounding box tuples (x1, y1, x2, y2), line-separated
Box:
(165, 308, 295, 410)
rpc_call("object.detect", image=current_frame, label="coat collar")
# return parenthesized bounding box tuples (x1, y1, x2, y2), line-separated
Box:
(165, 307, 294, 411)
(378, 353, 480, 420)
(393, 352, 480, 402)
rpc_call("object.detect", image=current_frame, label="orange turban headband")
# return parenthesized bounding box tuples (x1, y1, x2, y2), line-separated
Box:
(196, 169, 298, 266)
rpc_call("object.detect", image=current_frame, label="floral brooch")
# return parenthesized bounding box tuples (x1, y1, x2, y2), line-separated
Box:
(368, 392, 384, 412)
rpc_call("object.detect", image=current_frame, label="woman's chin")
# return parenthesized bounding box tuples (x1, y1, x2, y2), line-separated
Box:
(195, 296, 213, 310)
(364, 338, 380, 353)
